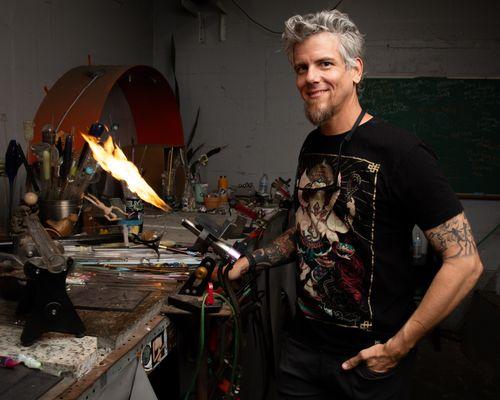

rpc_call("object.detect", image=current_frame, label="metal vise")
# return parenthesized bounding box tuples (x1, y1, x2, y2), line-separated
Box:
(2, 214, 85, 346)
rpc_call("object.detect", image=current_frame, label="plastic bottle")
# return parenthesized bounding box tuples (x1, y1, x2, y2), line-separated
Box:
(218, 175, 229, 203)
(258, 173, 269, 195)
(413, 232, 422, 260)
(181, 181, 196, 211)
(161, 171, 169, 200)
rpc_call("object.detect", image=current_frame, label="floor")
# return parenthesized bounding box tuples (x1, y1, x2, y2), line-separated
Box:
(260, 333, 500, 400)
(167, 327, 499, 400)
(410, 333, 499, 400)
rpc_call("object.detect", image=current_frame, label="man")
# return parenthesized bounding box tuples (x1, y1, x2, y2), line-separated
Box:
(229, 9, 483, 400)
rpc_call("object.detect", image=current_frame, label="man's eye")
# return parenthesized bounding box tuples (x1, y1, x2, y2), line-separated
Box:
(321, 61, 333, 67)
(295, 65, 307, 74)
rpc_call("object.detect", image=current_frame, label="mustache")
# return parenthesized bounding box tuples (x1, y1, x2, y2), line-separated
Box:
(304, 90, 329, 102)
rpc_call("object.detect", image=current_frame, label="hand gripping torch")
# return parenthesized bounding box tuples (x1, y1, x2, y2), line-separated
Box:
(168, 218, 243, 313)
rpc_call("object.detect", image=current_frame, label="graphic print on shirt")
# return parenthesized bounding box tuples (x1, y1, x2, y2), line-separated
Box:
(295, 153, 380, 331)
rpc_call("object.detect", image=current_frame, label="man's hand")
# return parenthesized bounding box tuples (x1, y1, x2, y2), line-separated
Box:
(343, 212, 483, 375)
(341, 338, 408, 373)
(228, 256, 250, 280)
(211, 227, 297, 282)
(211, 257, 251, 281)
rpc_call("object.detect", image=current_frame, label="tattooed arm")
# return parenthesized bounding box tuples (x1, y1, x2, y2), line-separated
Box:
(228, 227, 297, 280)
(342, 212, 483, 372)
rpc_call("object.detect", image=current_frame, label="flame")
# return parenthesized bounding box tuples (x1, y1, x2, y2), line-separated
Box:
(81, 133, 171, 212)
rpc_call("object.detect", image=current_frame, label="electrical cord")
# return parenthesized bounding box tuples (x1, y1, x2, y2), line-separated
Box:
(183, 230, 276, 398)
(183, 292, 241, 400)
(183, 292, 209, 400)
(215, 293, 240, 393)
(229, 0, 282, 35)
(208, 317, 236, 400)
(247, 299, 271, 400)
(222, 264, 243, 392)
(55, 70, 103, 132)
(331, 1, 345, 11)
(229, 0, 345, 35)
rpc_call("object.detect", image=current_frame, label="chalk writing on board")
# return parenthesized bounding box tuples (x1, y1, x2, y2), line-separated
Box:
(360, 78, 500, 194)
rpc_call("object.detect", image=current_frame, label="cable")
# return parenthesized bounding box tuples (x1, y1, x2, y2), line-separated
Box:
(222, 264, 243, 392)
(183, 293, 240, 400)
(331, 0, 344, 11)
(229, 1, 345, 36)
(229, 0, 282, 35)
(55, 71, 103, 132)
(214, 293, 240, 391)
(184, 293, 209, 400)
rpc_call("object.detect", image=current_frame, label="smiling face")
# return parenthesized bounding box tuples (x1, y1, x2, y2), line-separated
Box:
(293, 32, 362, 126)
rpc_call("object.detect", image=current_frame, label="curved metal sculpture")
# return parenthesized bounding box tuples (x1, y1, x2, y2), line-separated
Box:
(33, 65, 184, 152)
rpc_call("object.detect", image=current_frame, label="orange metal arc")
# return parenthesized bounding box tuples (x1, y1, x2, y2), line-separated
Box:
(33, 65, 184, 155)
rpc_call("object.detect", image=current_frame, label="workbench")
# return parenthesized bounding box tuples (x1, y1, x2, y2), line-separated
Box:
(0, 211, 228, 400)
(0, 208, 289, 400)
(0, 275, 176, 399)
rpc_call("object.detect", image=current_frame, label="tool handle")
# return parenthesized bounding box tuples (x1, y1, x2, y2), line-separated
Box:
(15, 142, 40, 192)
(42, 150, 51, 181)
(60, 135, 73, 182)
(76, 142, 89, 170)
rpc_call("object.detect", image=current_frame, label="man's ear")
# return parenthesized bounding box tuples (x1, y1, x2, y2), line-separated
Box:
(352, 57, 363, 84)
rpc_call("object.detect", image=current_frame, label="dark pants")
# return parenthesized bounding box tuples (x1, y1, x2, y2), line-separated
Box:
(276, 335, 415, 400)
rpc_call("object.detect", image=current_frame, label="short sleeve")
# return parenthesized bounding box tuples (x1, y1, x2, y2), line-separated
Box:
(391, 143, 463, 231)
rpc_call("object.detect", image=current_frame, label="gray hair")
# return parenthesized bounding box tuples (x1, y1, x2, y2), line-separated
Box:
(282, 10, 365, 69)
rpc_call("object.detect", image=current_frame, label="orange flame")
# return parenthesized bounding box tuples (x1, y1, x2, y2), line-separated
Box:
(81, 133, 171, 212)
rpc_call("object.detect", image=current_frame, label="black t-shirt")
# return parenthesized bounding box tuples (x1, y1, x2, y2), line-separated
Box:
(291, 116, 462, 353)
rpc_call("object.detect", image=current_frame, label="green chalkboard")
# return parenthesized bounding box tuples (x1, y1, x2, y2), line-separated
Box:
(360, 77, 500, 195)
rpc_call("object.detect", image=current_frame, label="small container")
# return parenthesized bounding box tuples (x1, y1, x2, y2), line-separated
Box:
(122, 183, 144, 234)
(161, 171, 170, 200)
(204, 194, 220, 210)
(194, 183, 208, 204)
(181, 182, 196, 211)
(412, 232, 422, 259)
(124, 196, 144, 234)
(258, 173, 269, 195)
(39, 199, 81, 222)
(38, 199, 81, 236)
(218, 176, 229, 203)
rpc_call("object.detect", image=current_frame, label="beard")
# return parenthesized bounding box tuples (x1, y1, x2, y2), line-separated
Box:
(304, 99, 335, 126)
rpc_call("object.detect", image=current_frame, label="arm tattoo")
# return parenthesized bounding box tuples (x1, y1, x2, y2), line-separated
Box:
(425, 212, 478, 260)
(250, 227, 297, 268)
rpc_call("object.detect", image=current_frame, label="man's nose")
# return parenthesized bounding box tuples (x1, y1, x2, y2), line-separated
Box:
(306, 66, 320, 83)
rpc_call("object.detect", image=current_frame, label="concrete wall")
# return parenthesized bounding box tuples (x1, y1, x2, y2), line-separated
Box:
(153, 0, 500, 190)
(0, 0, 154, 227)
(153, 0, 500, 325)
(0, 0, 497, 280)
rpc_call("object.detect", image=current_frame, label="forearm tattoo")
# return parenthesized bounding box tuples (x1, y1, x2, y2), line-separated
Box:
(250, 227, 297, 268)
(425, 212, 478, 260)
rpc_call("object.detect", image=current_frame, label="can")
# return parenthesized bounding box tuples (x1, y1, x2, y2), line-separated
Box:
(125, 196, 144, 234)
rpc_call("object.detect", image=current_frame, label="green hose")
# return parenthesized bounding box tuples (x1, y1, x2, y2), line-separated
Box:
(183, 292, 240, 400)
